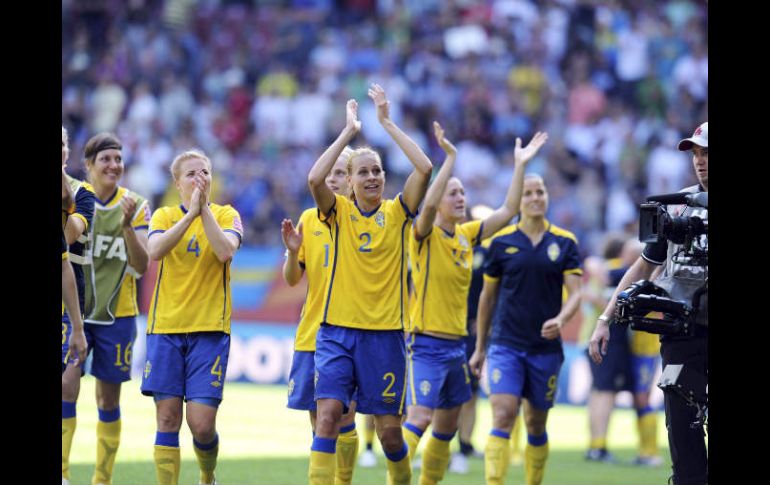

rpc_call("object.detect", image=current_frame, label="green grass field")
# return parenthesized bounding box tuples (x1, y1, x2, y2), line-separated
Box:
(69, 376, 672, 485)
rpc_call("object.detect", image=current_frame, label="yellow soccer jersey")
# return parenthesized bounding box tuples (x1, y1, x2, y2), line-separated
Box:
(97, 187, 152, 319)
(321, 193, 415, 331)
(294, 207, 334, 351)
(630, 329, 661, 356)
(147, 204, 243, 334)
(408, 220, 483, 336)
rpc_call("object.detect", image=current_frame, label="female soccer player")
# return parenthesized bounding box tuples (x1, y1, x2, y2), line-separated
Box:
(281, 146, 361, 485)
(141, 149, 243, 485)
(404, 123, 547, 484)
(305, 85, 432, 485)
(61, 132, 151, 485)
(470, 174, 582, 485)
(61, 125, 95, 485)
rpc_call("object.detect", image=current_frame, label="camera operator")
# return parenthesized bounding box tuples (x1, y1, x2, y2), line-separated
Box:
(588, 122, 708, 485)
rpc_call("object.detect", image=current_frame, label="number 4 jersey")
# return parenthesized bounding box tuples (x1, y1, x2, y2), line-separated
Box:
(147, 203, 243, 334)
(83, 186, 150, 325)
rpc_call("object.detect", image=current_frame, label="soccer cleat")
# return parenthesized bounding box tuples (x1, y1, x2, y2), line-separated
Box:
(199, 474, 218, 485)
(585, 448, 617, 463)
(62, 479, 69, 485)
(448, 452, 468, 474)
(358, 449, 377, 468)
(633, 455, 664, 467)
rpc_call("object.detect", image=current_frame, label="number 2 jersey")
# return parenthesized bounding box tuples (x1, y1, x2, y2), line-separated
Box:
(83, 186, 150, 325)
(320, 193, 415, 331)
(147, 204, 243, 334)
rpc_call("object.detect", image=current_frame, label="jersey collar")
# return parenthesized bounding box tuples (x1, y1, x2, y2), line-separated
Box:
(354, 199, 381, 218)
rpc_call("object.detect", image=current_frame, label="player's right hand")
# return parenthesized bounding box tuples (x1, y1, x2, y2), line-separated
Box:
(469, 348, 485, 379)
(281, 219, 302, 253)
(345, 99, 361, 134)
(588, 322, 610, 364)
(68, 329, 88, 367)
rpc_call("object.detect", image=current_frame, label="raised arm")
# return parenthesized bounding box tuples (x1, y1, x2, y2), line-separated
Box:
(64, 185, 94, 246)
(281, 218, 304, 286)
(196, 175, 240, 263)
(414, 121, 458, 239)
(308, 99, 360, 215)
(148, 190, 201, 261)
(368, 83, 432, 214)
(120, 197, 150, 275)
(480, 132, 548, 239)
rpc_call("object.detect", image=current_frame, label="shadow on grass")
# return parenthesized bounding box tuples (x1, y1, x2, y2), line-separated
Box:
(70, 448, 671, 485)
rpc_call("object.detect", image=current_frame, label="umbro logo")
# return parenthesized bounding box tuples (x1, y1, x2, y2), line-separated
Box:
(313, 231, 322, 236)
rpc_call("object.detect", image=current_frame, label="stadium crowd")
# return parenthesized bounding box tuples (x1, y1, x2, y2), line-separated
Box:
(62, 0, 707, 255)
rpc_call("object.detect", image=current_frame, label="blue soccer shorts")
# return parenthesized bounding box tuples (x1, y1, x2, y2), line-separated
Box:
(407, 333, 472, 409)
(288, 350, 317, 411)
(588, 323, 633, 392)
(62, 314, 137, 383)
(486, 344, 564, 410)
(314, 324, 405, 416)
(140, 332, 230, 402)
(287, 349, 360, 411)
(631, 354, 660, 394)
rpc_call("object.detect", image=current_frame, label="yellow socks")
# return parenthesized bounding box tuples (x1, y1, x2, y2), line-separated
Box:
(384, 442, 411, 485)
(93, 408, 122, 485)
(385, 422, 421, 485)
(154, 432, 180, 485)
(419, 431, 453, 485)
(402, 422, 424, 460)
(335, 425, 358, 485)
(62, 401, 77, 481)
(589, 436, 607, 450)
(510, 415, 523, 465)
(637, 408, 658, 457)
(485, 430, 511, 485)
(309, 437, 336, 485)
(193, 433, 219, 485)
(524, 433, 549, 485)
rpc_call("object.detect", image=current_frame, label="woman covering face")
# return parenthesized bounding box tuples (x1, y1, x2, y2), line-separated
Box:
(141, 149, 243, 485)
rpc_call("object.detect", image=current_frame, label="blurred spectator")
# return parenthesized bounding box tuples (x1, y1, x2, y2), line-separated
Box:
(62, 0, 707, 254)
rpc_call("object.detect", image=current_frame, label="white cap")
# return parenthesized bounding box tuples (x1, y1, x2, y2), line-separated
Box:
(677, 122, 708, 151)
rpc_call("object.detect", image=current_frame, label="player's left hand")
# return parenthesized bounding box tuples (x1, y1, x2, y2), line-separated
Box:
(195, 173, 210, 209)
(368, 83, 390, 123)
(541, 318, 562, 340)
(514, 131, 548, 167)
